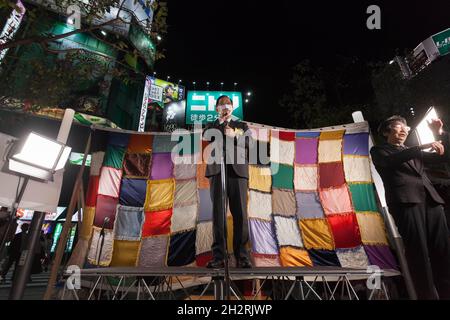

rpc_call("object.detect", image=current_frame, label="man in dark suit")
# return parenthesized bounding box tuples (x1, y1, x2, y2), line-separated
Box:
(203, 95, 253, 269)
(371, 115, 450, 299)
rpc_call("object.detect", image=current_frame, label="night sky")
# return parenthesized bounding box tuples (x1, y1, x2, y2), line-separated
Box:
(156, 0, 450, 127)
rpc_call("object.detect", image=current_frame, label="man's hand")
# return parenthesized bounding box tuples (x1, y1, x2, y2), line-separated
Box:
(225, 126, 236, 138)
(428, 118, 444, 135)
(421, 141, 445, 155)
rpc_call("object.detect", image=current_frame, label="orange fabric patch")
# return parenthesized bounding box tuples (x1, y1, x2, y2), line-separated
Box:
(279, 247, 313, 267)
(127, 134, 153, 153)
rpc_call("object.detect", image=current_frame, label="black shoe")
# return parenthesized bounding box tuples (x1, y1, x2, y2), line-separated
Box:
(238, 258, 252, 268)
(206, 259, 225, 269)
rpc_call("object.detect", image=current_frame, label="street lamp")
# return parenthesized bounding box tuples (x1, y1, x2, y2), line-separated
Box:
(167, 75, 170, 81)
(247, 91, 252, 97)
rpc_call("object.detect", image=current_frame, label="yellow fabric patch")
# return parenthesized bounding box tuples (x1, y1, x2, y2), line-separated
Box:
(80, 207, 96, 240)
(299, 219, 335, 250)
(356, 212, 389, 245)
(279, 247, 313, 267)
(249, 165, 272, 192)
(110, 240, 141, 267)
(144, 178, 175, 212)
(319, 130, 345, 140)
(318, 140, 342, 163)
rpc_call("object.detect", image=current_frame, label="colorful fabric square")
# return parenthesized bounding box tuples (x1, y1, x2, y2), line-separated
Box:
(294, 165, 318, 191)
(343, 133, 369, 156)
(249, 219, 278, 255)
(197, 162, 210, 189)
(249, 125, 270, 142)
(248, 190, 272, 221)
(272, 189, 296, 217)
(152, 134, 179, 153)
(279, 247, 313, 267)
(94, 195, 118, 228)
(175, 133, 201, 156)
(270, 137, 295, 165)
(364, 245, 398, 270)
(174, 180, 197, 207)
(168, 230, 196, 266)
(271, 163, 294, 190)
(296, 132, 320, 138)
(295, 138, 318, 164)
(299, 219, 334, 250)
(295, 192, 325, 219)
(343, 156, 372, 182)
(171, 204, 198, 234)
(252, 254, 281, 267)
(356, 212, 388, 245)
(348, 183, 378, 212)
(198, 189, 213, 222)
(107, 132, 129, 147)
(127, 134, 153, 153)
(150, 152, 174, 180)
(319, 185, 353, 215)
(86, 176, 100, 207)
(319, 130, 345, 140)
(90, 151, 105, 176)
(249, 165, 272, 192)
(196, 221, 213, 255)
(103, 145, 126, 169)
(196, 252, 213, 267)
(319, 162, 346, 188)
(142, 209, 172, 236)
(114, 205, 144, 241)
(174, 162, 197, 180)
(110, 240, 140, 267)
(144, 178, 175, 212)
(336, 246, 370, 269)
(98, 167, 122, 198)
(87, 227, 114, 266)
(138, 236, 169, 267)
(123, 153, 151, 177)
(79, 207, 95, 240)
(308, 249, 341, 267)
(318, 140, 342, 163)
(327, 214, 362, 248)
(119, 178, 147, 207)
(274, 216, 303, 247)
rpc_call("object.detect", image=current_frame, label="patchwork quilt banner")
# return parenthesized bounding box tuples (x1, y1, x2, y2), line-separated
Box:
(77, 121, 398, 271)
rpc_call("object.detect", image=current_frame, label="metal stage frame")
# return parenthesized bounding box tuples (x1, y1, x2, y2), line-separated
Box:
(60, 266, 401, 301)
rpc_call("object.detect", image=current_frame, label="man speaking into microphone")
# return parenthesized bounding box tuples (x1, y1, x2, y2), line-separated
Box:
(203, 95, 253, 269)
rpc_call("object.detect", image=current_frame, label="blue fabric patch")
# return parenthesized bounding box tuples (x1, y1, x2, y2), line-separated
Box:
(295, 132, 321, 138)
(114, 205, 145, 241)
(119, 178, 147, 207)
(108, 132, 130, 147)
(198, 189, 213, 222)
(343, 133, 369, 156)
(167, 230, 196, 266)
(308, 249, 341, 267)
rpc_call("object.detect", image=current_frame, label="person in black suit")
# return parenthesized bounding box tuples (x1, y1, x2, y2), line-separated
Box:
(203, 95, 253, 269)
(371, 115, 450, 299)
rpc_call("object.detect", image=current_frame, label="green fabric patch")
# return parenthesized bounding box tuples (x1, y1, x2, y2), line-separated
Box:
(271, 163, 294, 190)
(103, 145, 126, 169)
(348, 183, 378, 212)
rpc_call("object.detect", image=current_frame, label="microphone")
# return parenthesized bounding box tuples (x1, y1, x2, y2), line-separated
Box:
(100, 217, 110, 236)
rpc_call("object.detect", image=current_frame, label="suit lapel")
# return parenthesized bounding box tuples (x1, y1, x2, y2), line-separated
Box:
(386, 144, 421, 175)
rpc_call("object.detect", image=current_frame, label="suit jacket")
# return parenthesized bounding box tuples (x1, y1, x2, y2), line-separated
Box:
(203, 119, 253, 178)
(370, 141, 448, 205)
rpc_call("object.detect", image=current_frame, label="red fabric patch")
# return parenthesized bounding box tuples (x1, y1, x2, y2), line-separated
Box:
(278, 131, 296, 141)
(94, 195, 119, 228)
(196, 252, 213, 267)
(86, 176, 100, 207)
(319, 162, 346, 188)
(327, 213, 362, 248)
(142, 209, 173, 237)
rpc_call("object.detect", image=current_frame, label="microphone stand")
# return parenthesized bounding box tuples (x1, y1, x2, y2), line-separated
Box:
(221, 123, 231, 301)
(97, 218, 109, 266)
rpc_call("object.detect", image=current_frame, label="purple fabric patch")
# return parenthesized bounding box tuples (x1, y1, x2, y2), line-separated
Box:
(150, 153, 174, 180)
(343, 133, 369, 156)
(249, 219, 278, 255)
(296, 192, 325, 219)
(364, 245, 398, 270)
(198, 189, 213, 222)
(295, 138, 318, 164)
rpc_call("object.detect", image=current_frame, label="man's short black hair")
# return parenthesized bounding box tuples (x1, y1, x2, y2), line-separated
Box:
(378, 115, 407, 137)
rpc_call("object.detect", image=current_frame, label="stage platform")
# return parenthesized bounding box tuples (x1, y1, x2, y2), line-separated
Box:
(60, 266, 401, 300)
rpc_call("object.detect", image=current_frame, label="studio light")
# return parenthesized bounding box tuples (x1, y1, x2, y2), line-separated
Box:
(7, 132, 71, 181)
(415, 107, 438, 146)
